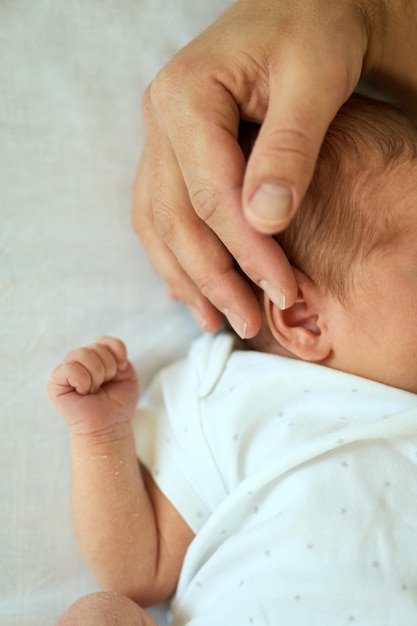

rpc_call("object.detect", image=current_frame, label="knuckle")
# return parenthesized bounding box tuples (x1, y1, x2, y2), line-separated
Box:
(188, 183, 218, 224)
(66, 347, 87, 363)
(195, 275, 215, 301)
(149, 61, 188, 114)
(261, 127, 313, 164)
(93, 342, 109, 358)
(141, 83, 152, 119)
(153, 202, 179, 247)
(195, 265, 227, 302)
(233, 249, 256, 280)
(70, 347, 103, 373)
(99, 337, 126, 361)
(253, 126, 316, 189)
(96, 335, 110, 345)
(132, 171, 156, 241)
(131, 205, 146, 237)
(98, 335, 121, 350)
(149, 71, 173, 115)
(131, 204, 154, 247)
(327, 59, 354, 101)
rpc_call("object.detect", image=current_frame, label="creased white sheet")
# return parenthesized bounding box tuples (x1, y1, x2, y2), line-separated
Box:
(0, 1, 233, 623)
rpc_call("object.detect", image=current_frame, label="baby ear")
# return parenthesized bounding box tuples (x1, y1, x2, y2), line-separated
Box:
(264, 271, 332, 362)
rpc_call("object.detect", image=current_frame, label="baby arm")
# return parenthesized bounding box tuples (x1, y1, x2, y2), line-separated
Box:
(47, 337, 194, 606)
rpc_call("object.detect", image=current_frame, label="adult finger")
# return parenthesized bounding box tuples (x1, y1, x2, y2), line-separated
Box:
(148, 128, 264, 338)
(243, 49, 364, 233)
(133, 143, 225, 333)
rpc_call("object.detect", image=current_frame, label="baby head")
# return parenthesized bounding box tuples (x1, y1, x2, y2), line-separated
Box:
(243, 95, 417, 392)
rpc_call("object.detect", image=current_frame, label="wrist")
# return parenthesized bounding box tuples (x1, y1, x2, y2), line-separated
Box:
(70, 421, 133, 448)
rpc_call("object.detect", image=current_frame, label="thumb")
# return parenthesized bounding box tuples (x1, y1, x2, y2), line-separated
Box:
(242, 63, 349, 234)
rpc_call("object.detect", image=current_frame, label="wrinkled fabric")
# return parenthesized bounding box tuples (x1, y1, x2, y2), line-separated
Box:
(134, 332, 417, 625)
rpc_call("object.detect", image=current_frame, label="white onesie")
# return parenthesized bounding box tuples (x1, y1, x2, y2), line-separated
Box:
(133, 332, 417, 625)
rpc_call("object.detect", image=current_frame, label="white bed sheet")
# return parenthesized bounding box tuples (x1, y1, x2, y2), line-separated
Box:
(0, 1, 233, 623)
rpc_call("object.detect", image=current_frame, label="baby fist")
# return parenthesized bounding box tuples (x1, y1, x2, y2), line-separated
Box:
(47, 337, 139, 437)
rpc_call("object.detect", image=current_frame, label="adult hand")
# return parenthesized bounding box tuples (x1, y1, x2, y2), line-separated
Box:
(132, 0, 417, 339)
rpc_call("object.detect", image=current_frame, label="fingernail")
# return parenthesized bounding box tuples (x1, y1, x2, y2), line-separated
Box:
(248, 183, 293, 227)
(189, 305, 208, 331)
(259, 280, 287, 310)
(224, 309, 247, 339)
(118, 360, 128, 371)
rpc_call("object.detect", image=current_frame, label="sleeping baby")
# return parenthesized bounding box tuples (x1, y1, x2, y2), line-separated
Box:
(49, 94, 417, 625)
